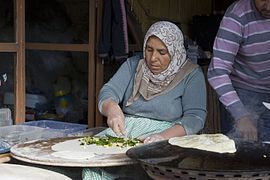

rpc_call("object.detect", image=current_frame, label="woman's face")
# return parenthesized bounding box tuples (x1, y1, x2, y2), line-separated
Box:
(145, 36, 171, 75)
(255, 0, 270, 18)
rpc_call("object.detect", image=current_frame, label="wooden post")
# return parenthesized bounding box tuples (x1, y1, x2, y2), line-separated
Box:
(94, 0, 104, 127)
(88, 0, 97, 127)
(15, 0, 25, 124)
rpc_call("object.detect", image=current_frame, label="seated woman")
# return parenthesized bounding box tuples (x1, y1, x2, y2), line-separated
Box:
(83, 21, 207, 180)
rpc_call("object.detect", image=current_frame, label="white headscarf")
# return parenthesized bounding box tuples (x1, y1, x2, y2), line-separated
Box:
(142, 21, 187, 83)
(126, 21, 196, 106)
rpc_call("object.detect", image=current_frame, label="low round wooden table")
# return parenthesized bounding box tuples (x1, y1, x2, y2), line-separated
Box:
(10, 136, 136, 167)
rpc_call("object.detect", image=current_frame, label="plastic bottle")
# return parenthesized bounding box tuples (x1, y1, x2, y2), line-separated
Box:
(54, 90, 73, 118)
(53, 77, 73, 118)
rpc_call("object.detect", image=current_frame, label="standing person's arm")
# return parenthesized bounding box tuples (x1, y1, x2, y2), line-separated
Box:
(207, 11, 257, 140)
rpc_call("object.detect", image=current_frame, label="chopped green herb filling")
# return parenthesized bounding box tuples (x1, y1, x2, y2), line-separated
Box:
(79, 136, 141, 148)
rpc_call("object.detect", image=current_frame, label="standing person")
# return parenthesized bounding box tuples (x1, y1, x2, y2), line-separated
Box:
(83, 21, 207, 180)
(208, 0, 270, 141)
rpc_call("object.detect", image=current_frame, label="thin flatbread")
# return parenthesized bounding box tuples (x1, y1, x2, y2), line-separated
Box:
(263, 102, 270, 110)
(0, 164, 71, 180)
(51, 137, 138, 160)
(168, 134, 236, 153)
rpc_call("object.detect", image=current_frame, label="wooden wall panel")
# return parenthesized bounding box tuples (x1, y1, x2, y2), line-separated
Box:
(129, 0, 212, 36)
(201, 65, 221, 134)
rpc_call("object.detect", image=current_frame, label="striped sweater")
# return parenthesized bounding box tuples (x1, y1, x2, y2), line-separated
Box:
(208, 0, 270, 120)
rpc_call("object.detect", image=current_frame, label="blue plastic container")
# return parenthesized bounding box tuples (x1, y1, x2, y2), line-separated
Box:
(23, 120, 88, 135)
(0, 140, 11, 154)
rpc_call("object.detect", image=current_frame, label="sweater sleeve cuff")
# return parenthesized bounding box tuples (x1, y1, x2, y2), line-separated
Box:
(98, 97, 119, 115)
(174, 115, 205, 135)
(226, 101, 250, 120)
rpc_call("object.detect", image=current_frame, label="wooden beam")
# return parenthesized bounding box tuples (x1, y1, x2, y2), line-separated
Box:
(0, 43, 18, 52)
(15, 0, 25, 124)
(26, 43, 89, 52)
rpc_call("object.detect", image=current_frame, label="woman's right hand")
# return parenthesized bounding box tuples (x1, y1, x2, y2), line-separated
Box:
(102, 100, 126, 137)
(107, 110, 126, 137)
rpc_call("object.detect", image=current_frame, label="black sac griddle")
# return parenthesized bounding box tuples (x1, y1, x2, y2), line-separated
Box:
(126, 140, 270, 180)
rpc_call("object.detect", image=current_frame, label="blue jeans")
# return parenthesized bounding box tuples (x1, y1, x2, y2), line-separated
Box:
(220, 87, 270, 141)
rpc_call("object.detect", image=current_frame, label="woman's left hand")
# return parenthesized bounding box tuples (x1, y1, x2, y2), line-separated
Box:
(143, 134, 165, 144)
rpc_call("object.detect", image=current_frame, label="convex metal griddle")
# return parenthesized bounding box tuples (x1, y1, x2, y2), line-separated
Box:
(126, 140, 270, 179)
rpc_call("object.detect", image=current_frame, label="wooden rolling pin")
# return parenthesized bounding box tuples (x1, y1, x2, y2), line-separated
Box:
(0, 153, 11, 163)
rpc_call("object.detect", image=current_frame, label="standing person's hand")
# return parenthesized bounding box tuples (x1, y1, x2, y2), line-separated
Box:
(102, 99, 126, 137)
(235, 116, 257, 141)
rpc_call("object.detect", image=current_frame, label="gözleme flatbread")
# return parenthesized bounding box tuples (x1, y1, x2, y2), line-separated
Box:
(51, 136, 142, 160)
(168, 133, 236, 153)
